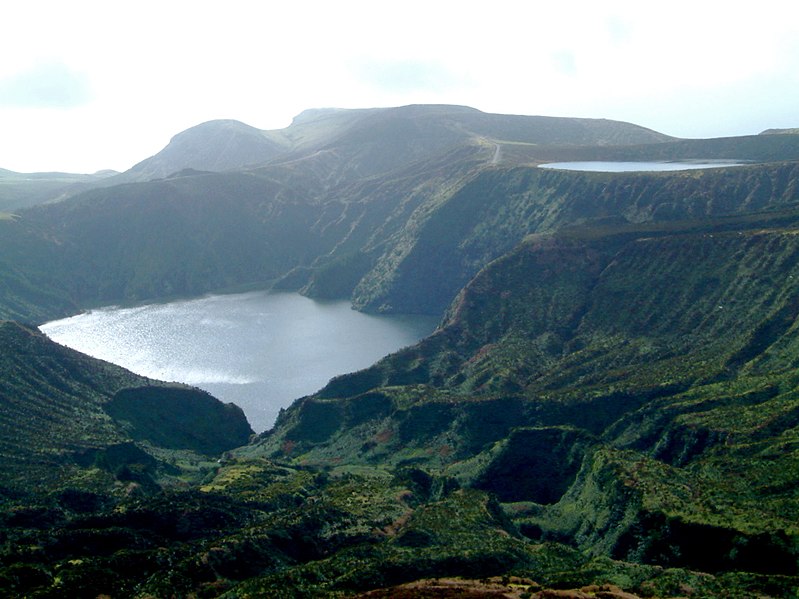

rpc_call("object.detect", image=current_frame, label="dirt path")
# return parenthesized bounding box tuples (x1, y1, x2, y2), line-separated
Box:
(491, 142, 502, 164)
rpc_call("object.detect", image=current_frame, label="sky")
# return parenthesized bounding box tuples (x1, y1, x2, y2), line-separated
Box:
(1, 0, 798, 174)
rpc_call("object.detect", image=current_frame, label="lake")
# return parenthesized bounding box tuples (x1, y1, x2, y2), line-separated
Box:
(538, 160, 748, 172)
(40, 291, 439, 433)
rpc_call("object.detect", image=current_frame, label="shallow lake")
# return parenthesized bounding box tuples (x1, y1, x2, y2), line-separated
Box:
(40, 291, 439, 433)
(538, 160, 747, 172)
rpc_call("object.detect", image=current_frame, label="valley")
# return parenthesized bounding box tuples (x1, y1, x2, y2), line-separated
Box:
(1, 105, 799, 597)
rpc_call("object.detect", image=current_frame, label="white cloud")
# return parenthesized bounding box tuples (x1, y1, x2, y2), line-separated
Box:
(0, 62, 91, 108)
(354, 60, 465, 95)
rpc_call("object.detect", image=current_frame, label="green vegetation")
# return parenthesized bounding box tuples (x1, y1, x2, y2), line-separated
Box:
(0, 321, 252, 495)
(0, 168, 116, 212)
(2, 107, 799, 596)
(249, 214, 799, 594)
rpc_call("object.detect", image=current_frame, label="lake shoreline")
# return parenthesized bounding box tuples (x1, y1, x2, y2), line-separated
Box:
(41, 290, 438, 433)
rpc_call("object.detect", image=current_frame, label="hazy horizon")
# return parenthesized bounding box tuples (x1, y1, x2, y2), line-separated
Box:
(2, 1, 798, 174)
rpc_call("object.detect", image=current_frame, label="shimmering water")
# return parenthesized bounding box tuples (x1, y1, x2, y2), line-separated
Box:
(538, 160, 748, 172)
(40, 291, 438, 433)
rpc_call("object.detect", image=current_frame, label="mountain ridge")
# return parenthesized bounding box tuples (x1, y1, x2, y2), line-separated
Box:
(116, 104, 676, 185)
(0, 168, 117, 212)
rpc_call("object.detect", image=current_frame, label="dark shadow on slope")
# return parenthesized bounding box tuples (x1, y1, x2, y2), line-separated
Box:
(105, 386, 253, 455)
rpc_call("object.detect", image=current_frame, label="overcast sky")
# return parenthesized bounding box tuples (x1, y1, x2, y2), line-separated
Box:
(1, 0, 797, 173)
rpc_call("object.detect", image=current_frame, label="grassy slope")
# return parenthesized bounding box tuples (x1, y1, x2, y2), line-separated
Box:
(0, 170, 336, 320)
(0, 170, 116, 212)
(350, 161, 799, 314)
(0, 321, 252, 495)
(247, 216, 799, 588)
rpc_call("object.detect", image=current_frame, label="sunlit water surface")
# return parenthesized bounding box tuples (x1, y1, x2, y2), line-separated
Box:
(41, 291, 438, 433)
(538, 160, 748, 172)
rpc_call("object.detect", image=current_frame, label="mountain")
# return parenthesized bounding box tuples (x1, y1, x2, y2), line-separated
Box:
(263, 104, 674, 182)
(2, 107, 799, 596)
(118, 119, 289, 182)
(118, 104, 675, 184)
(5, 103, 674, 215)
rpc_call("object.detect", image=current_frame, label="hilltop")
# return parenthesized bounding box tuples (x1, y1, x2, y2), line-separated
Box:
(120, 104, 673, 184)
(118, 119, 289, 182)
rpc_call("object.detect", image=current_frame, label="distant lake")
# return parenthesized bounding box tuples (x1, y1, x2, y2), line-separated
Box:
(538, 160, 748, 172)
(40, 291, 438, 433)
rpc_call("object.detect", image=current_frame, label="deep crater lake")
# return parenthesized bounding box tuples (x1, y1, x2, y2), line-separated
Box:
(40, 291, 439, 433)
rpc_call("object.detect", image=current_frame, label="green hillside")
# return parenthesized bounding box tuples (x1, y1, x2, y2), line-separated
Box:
(3, 108, 799, 596)
(0, 169, 116, 212)
(0, 321, 252, 495)
(242, 217, 799, 593)
(349, 161, 799, 314)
